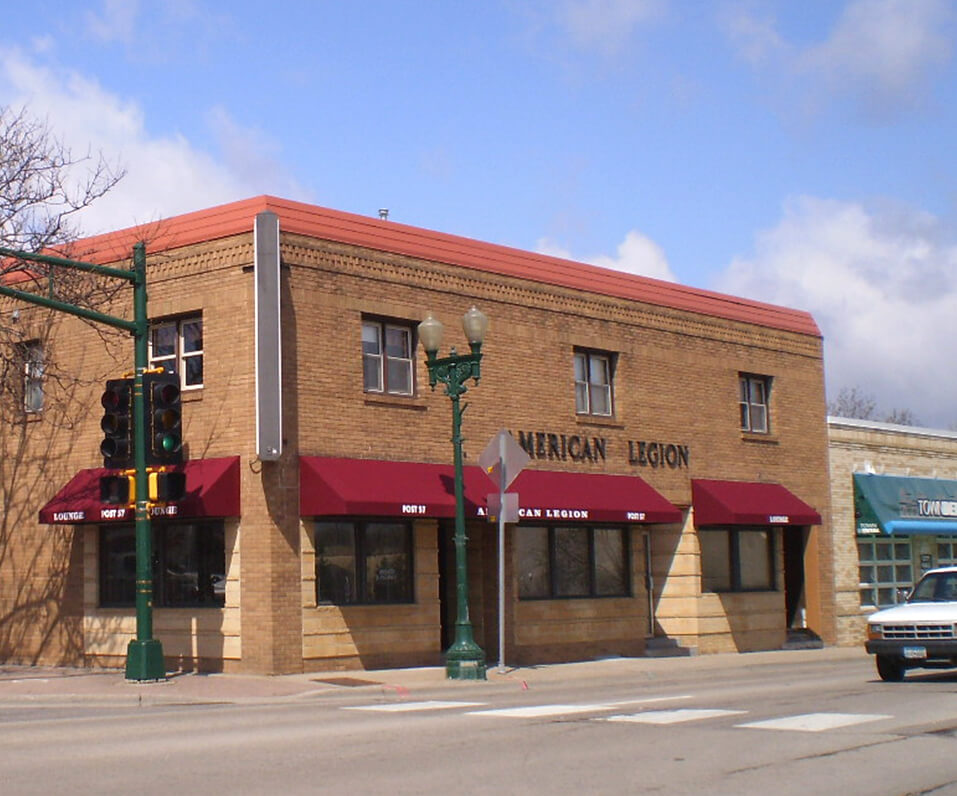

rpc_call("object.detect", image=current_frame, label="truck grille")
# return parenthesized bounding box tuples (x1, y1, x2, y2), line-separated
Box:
(882, 624, 956, 640)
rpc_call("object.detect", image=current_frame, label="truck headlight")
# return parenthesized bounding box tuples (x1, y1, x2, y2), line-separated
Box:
(867, 623, 883, 640)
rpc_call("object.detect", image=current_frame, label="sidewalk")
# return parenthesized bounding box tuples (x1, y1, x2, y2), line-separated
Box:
(0, 646, 868, 707)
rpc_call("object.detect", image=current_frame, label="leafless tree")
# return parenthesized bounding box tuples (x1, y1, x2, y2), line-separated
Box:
(884, 407, 919, 427)
(0, 105, 126, 663)
(828, 386, 877, 420)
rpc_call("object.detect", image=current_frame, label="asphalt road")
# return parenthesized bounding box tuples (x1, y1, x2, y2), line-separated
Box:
(2, 651, 957, 795)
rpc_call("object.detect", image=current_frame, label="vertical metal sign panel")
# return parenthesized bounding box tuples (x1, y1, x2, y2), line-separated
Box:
(255, 211, 282, 461)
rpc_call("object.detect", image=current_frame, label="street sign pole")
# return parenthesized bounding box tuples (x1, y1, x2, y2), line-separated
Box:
(497, 432, 507, 674)
(479, 429, 530, 674)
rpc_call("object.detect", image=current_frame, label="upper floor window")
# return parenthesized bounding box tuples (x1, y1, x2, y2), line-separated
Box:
(362, 319, 413, 396)
(21, 340, 44, 413)
(150, 317, 203, 390)
(574, 349, 613, 416)
(739, 373, 770, 433)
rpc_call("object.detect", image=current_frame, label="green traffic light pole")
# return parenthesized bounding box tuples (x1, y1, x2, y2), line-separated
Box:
(0, 242, 165, 680)
(418, 307, 489, 680)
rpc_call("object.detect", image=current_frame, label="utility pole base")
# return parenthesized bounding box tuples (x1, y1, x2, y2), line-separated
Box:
(125, 639, 166, 681)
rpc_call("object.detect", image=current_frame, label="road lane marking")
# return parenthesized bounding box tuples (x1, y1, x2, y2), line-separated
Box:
(604, 708, 747, 724)
(344, 700, 485, 712)
(469, 704, 617, 718)
(736, 713, 892, 732)
(468, 696, 690, 719)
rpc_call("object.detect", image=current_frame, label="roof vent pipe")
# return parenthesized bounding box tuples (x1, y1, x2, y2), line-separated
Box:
(378, 208, 389, 220)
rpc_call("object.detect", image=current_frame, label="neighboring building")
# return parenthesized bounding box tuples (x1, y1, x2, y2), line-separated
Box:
(0, 196, 833, 674)
(829, 417, 957, 646)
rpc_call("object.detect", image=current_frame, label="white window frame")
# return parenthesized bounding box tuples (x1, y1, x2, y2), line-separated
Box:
(574, 350, 613, 417)
(361, 319, 414, 396)
(857, 536, 913, 609)
(149, 316, 203, 391)
(22, 340, 44, 413)
(739, 374, 770, 433)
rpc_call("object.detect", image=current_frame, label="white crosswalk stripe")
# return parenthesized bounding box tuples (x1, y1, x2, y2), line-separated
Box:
(344, 700, 485, 712)
(469, 695, 691, 719)
(339, 699, 897, 735)
(736, 712, 892, 732)
(604, 708, 747, 724)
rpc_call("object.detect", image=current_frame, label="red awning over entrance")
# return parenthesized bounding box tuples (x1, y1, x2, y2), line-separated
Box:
(38, 456, 241, 524)
(507, 469, 682, 524)
(300, 456, 475, 518)
(691, 479, 821, 528)
(300, 456, 681, 524)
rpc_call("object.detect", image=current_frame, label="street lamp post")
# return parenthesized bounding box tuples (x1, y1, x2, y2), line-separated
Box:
(419, 306, 489, 680)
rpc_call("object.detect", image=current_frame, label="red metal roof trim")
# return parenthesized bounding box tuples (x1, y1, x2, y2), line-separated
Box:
(63, 195, 821, 337)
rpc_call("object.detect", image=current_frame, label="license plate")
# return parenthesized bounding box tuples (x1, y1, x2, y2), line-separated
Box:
(903, 646, 927, 659)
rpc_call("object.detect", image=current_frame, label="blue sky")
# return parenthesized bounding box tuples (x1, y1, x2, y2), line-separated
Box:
(2, 1, 956, 427)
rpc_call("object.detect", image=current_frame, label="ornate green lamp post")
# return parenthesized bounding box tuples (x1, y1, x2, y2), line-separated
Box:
(418, 306, 489, 680)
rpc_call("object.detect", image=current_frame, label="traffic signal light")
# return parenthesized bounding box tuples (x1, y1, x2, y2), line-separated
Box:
(144, 371, 183, 465)
(100, 378, 133, 468)
(100, 474, 134, 505)
(148, 470, 186, 502)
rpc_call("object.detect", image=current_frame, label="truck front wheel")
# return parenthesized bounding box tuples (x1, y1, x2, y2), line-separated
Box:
(876, 654, 905, 682)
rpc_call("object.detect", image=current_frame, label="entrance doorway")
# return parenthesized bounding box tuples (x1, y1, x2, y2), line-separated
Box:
(783, 528, 807, 628)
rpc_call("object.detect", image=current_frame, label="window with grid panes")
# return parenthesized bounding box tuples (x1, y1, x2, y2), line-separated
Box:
(857, 536, 913, 608)
(936, 538, 957, 567)
(150, 317, 203, 389)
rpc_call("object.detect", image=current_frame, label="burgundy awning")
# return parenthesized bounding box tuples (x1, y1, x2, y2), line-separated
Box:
(506, 469, 682, 524)
(301, 456, 681, 524)
(300, 456, 480, 518)
(691, 479, 821, 528)
(38, 456, 241, 524)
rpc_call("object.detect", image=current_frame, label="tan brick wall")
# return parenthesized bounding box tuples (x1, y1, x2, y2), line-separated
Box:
(828, 419, 957, 646)
(0, 221, 832, 672)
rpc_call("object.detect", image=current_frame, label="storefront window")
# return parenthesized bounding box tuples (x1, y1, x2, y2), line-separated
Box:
(700, 528, 774, 592)
(315, 520, 413, 604)
(858, 536, 913, 608)
(99, 522, 225, 608)
(517, 525, 629, 599)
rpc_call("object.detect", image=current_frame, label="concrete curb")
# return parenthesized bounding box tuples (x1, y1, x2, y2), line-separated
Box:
(0, 647, 869, 706)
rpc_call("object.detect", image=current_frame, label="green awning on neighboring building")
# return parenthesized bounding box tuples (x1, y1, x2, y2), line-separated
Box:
(853, 473, 957, 536)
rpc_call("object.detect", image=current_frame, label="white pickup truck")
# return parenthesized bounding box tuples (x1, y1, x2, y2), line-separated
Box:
(866, 566, 957, 681)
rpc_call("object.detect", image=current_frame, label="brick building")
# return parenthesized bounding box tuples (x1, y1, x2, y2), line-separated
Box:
(1, 196, 834, 674)
(829, 417, 957, 646)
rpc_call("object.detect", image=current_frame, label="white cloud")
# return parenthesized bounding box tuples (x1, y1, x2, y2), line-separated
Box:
(85, 0, 140, 45)
(0, 47, 308, 237)
(723, 0, 955, 120)
(558, 0, 667, 54)
(538, 229, 677, 282)
(800, 0, 954, 117)
(717, 195, 957, 428)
